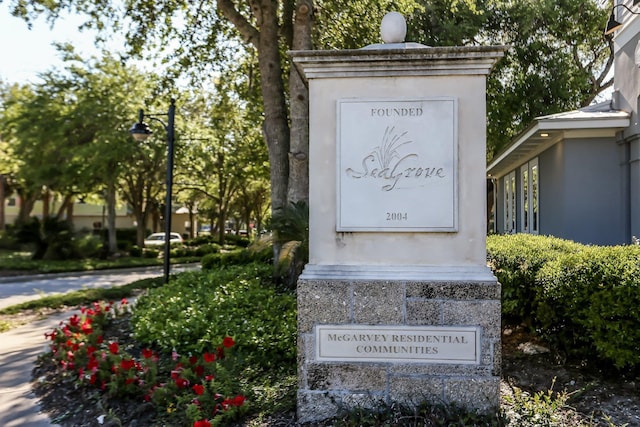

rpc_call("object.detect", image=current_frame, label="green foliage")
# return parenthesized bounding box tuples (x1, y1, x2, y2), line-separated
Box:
(488, 234, 640, 370)
(189, 235, 218, 246)
(131, 264, 296, 375)
(14, 216, 82, 260)
(143, 248, 160, 258)
(223, 233, 251, 247)
(129, 245, 143, 257)
(200, 246, 272, 270)
(502, 380, 572, 427)
(483, 0, 611, 158)
(536, 245, 640, 369)
(271, 200, 308, 258)
(271, 201, 309, 286)
(194, 243, 221, 256)
(0, 231, 19, 250)
(487, 234, 582, 322)
(315, 0, 423, 49)
(74, 234, 104, 259)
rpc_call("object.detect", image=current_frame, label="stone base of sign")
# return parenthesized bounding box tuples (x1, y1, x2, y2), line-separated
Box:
(297, 265, 501, 424)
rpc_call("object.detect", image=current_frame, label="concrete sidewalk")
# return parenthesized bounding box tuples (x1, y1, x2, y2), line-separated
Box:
(0, 311, 74, 427)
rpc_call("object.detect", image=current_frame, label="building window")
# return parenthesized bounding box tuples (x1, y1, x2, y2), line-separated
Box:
(7, 197, 16, 207)
(504, 171, 516, 233)
(520, 158, 539, 234)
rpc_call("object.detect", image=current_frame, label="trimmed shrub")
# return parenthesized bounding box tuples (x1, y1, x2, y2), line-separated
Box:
(194, 243, 220, 256)
(189, 235, 218, 245)
(536, 245, 640, 369)
(488, 234, 640, 371)
(74, 234, 104, 258)
(201, 244, 272, 271)
(129, 245, 143, 257)
(224, 233, 251, 247)
(142, 248, 160, 258)
(487, 234, 582, 323)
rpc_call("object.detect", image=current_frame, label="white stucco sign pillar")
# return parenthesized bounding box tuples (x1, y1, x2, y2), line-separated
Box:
(291, 15, 507, 423)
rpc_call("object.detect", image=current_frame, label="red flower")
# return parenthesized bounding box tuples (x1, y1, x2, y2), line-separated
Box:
(194, 365, 204, 376)
(81, 320, 93, 334)
(109, 342, 119, 354)
(193, 420, 211, 427)
(192, 384, 205, 395)
(203, 352, 216, 363)
(222, 336, 235, 348)
(120, 359, 135, 370)
(68, 314, 80, 327)
(87, 356, 98, 370)
(142, 348, 154, 359)
(175, 377, 189, 388)
(221, 395, 246, 409)
(189, 356, 197, 365)
(121, 298, 128, 305)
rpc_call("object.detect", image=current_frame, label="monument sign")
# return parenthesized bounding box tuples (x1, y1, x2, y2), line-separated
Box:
(291, 12, 507, 424)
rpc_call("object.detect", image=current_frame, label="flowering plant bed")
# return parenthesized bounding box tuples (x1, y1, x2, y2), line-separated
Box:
(35, 300, 246, 426)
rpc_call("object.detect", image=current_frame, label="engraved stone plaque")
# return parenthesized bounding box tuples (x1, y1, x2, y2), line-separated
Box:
(316, 325, 479, 364)
(337, 98, 457, 232)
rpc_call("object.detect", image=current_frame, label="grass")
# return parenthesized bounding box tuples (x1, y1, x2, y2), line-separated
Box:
(0, 276, 164, 316)
(0, 249, 200, 274)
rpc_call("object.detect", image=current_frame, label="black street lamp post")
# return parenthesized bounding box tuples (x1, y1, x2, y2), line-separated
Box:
(129, 98, 176, 284)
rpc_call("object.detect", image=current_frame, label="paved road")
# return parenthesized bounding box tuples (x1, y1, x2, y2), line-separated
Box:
(0, 264, 200, 311)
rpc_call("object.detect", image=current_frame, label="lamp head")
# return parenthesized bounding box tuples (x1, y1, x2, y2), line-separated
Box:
(604, 12, 624, 35)
(129, 121, 152, 141)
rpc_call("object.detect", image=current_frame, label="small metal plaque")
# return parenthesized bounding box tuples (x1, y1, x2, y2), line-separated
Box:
(337, 98, 458, 232)
(316, 325, 479, 364)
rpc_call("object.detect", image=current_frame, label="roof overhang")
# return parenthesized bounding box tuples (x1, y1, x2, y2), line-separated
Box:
(486, 109, 630, 179)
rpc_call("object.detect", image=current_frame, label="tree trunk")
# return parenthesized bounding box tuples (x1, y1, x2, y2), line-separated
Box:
(288, 0, 313, 204)
(106, 180, 118, 254)
(0, 175, 5, 231)
(217, 0, 290, 216)
(42, 188, 50, 218)
(256, 2, 290, 217)
(18, 192, 37, 222)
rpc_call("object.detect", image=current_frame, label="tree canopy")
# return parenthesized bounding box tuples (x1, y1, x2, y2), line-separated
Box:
(1, 0, 614, 232)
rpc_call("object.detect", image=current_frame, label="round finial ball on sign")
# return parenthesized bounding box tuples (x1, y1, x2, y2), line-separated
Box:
(380, 12, 407, 44)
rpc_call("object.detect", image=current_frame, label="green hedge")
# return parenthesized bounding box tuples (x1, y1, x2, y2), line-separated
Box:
(488, 234, 640, 370)
(201, 246, 272, 270)
(536, 245, 640, 369)
(487, 234, 582, 322)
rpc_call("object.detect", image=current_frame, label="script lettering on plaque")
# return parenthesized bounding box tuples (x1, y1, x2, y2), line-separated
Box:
(337, 98, 458, 232)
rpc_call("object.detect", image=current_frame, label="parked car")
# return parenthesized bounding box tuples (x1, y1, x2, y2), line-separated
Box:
(144, 232, 184, 246)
